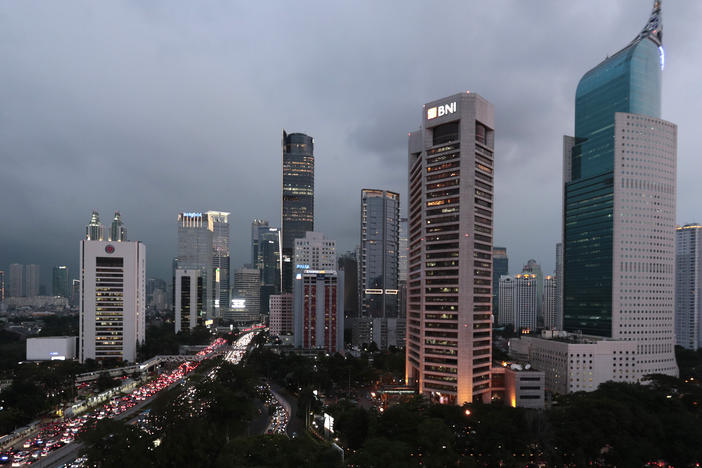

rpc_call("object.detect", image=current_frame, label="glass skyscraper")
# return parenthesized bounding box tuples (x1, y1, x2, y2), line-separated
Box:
(281, 130, 314, 293)
(563, 1, 678, 376)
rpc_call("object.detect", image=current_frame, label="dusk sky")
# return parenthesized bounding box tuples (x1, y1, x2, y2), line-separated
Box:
(1, 1, 700, 285)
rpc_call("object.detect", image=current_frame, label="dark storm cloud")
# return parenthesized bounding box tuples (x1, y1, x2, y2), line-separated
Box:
(1, 0, 700, 284)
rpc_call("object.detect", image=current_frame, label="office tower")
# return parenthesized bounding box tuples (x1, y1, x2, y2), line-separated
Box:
(555, 243, 563, 330)
(71, 279, 80, 307)
(522, 259, 543, 323)
(562, 2, 678, 376)
(52, 266, 70, 298)
(233, 267, 261, 317)
(109, 211, 127, 242)
(254, 224, 282, 315)
(80, 233, 145, 363)
(86, 211, 105, 241)
(406, 92, 495, 405)
(176, 212, 214, 318)
(25, 264, 40, 297)
(498, 276, 514, 327)
(338, 251, 359, 318)
(492, 247, 509, 321)
(543, 275, 557, 329)
(498, 274, 538, 330)
(207, 211, 231, 315)
(9, 264, 23, 297)
(399, 217, 409, 282)
(251, 219, 269, 265)
(293, 232, 336, 270)
(359, 189, 400, 349)
(269, 293, 294, 337)
(293, 270, 344, 353)
(0, 270, 4, 302)
(281, 130, 314, 293)
(675, 224, 702, 350)
(174, 268, 203, 333)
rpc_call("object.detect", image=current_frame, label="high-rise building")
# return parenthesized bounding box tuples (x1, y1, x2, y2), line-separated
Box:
(86, 211, 105, 241)
(281, 130, 314, 293)
(406, 92, 495, 405)
(233, 267, 261, 317)
(293, 270, 344, 353)
(498, 276, 514, 327)
(174, 268, 203, 333)
(25, 264, 40, 298)
(253, 224, 281, 315)
(52, 266, 70, 298)
(522, 259, 543, 324)
(293, 232, 336, 271)
(492, 247, 509, 321)
(251, 219, 269, 266)
(71, 279, 80, 307)
(338, 251, 359, 319)
(0, 270, 5, 302)
(555, 243, 563, 330)
(398, 218, 409, 283)
(8, 264, 23, 297)
(207, 211, 231, 315)
(109, 211, 127, 242)
(80, 219, 145, 363)
(176, 212, 214, 318)
(359, 189, 400, 349)
(675, 224, 702, 350)
(562, 1, 678, 376)
(498, 274, 538, 331)
(543, 275, 558, 330)
(269, 293, 294, 337)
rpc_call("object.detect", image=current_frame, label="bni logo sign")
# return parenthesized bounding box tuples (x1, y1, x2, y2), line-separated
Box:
(427, 101, 457, 119)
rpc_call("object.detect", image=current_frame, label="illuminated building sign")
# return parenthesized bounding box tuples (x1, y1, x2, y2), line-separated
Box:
(427, 102, 457, 120)
(231, 299, 246, 309)
(182, 212, 202, 218)
(296, 264, 310, 270)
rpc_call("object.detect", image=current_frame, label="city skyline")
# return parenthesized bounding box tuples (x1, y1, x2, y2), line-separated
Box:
(2, 2, 701, 286)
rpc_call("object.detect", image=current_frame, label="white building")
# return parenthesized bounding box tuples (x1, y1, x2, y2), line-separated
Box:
(675, 224, 702, 350)
(498, 276, 514, 327)
(27, 336, 77, 361)
(293, 232, 336, 271)
(80, 239, 145, 363)
(498, 274, 537, 331)
(509, 334, 638, 395)
(174, 268, 203, 333)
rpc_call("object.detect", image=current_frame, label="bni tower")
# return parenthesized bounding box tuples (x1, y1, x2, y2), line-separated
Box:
(281, 130, 314, 293)
(406, 92, 495, 405)
(563, 1, 678, 376)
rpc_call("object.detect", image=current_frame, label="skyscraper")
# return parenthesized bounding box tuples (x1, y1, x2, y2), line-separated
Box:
(543, 275, 558, 330)
(252, 223, 281, 315)
(176, 212, 214, 318)
(25, 264, 40, 297)
(555, 243, 563, 330)
(86, 211, 105, 241)
(562, 2, 678, 376)
(207, 211, 231, 315)
(498, 274, 537, 331)
(52, 265, 70, 298)
(251, 219, 269, 266)
(675, 224, 702, 350)
(233, 267, 261, 317)
(406, 92, 495, 405)
(492, 247, 508, 322)
(522, 259, 543, 325)
(359, 189, 400, 349)
(80, 213, 145, 362)
(0, 270, 4, 302)
(293, 270, 344, 353)
(174, 268, 203, 333)
(281, 130, 314, 293)
(293, 232, 336, 271)
(8, 264, 23, 297)
(110, 211, 127, 242)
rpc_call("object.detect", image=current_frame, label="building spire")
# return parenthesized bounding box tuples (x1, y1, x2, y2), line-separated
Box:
(86, 210, 105, 241)
(632, 0, 662, 46)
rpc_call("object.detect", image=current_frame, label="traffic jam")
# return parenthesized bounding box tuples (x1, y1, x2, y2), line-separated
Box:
(1, 338, 227, 467)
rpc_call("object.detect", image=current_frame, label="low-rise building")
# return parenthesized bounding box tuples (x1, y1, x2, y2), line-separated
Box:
(26, 336, 77, 361)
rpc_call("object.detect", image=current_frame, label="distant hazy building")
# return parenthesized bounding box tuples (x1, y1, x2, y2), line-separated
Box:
(359, 189, 400, 349)
(406, 92, 495, 405)
(338, 251, 359, 319)
(0, 270, 4, 302)
(52, 266, 70, 298)
(233, 267, 261, 317)
(269, 293, 293, 337)
(109, 211, 127, 242)
(542, 275, 557, 329)
(71, 279, 80, 307)
(555, 243, 563, 330)
(282, 131, 314, 293)
(174, 268, 203, 333)
(9, 264, 23, 297)
(498, 276, 515, 327)
(522, 260, 543, 324)
(493, 247, 508, 320)
(499, 274, 537, 330)
(293, 270, 344, 353)
(675, 224, 702, 350)
(80, 216, 145, 363)
(86, 211, 105, 241)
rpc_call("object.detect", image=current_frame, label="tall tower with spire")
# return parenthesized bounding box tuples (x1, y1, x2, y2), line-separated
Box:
(110, 211, 127, 242)
(562, 1, 678, 376)
(86, 211, 105, 241)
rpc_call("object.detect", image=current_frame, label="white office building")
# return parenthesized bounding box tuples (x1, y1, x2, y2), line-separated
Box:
(675, 224, 702, 350)
(174, 268, 203, 333)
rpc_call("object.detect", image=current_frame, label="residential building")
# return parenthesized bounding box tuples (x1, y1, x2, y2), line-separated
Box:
(498, 276, 515, 327)
(406, 92, 495, 405)
(675, 224, 702, 350)
(25, 264, 40, 298)
(269, 293, 294, 337)
(562, 2, 678, 376)
(282, 130, 314, 293)
(522, 260, 543, 323)
(8, 264, 22, 297)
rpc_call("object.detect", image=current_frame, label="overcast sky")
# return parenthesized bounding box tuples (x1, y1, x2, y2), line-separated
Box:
(1, 0, 700, 286)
